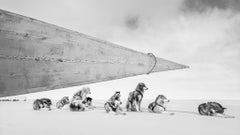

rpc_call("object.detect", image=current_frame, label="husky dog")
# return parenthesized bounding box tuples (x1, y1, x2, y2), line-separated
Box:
(126, 92, 137, 111)
(33, 98, 52, 110)
(148, 95, 174, 115)
(70, 87, 91, 111)
(126, 82, 148, 112)
(70, 96, 86, 111)
(104, 91, 126, 115)
(56, 96, 70, 109)
(198, 102, 234, 118)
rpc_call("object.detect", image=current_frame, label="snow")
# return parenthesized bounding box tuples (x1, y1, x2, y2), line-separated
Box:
(0, 100, 240, 135)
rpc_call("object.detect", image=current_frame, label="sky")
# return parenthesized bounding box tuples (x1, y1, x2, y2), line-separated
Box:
(0, 0, 240, 100)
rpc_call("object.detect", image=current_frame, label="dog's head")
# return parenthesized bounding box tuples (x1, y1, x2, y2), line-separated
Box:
(155, 95, 170, 105)
(73, 87, 91, 100)
(82, 87, 91, 94)
(62, 96, 70, 104)
(85, 97, 93, 105)
(136, 82, 148, 92)
(86, 97, 92, 101)
(114, 91, 121, 100)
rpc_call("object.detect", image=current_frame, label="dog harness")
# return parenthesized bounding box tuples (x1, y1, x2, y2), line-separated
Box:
(135, 89, 144, 98)
(150, 102, 166, 111)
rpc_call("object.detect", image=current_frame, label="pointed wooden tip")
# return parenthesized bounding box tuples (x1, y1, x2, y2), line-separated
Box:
(147, 54, 189, 74)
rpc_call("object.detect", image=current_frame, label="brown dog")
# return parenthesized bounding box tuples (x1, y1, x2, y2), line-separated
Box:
(126, 83, 148, 112)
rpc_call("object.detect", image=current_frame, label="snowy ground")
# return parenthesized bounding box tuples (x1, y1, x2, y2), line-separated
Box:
(0, 100, 240, 135)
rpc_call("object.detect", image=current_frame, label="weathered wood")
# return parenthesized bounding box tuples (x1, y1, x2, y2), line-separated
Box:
(0, 9, 188, 97)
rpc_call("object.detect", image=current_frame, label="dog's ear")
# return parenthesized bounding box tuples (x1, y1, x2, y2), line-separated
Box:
(115, 91, 120, 95)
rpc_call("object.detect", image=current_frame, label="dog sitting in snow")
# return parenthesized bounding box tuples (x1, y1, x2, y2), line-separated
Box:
(33, 98, 52, 111)
(104, 91, 126, 115)
(126, 91, 137, 111)
(70, 87, 91, 111)
(198, 102, 234, 118)
(126, 82, 148, 112)
(56, 96, 70, 109)
(148, 95, 174, 115)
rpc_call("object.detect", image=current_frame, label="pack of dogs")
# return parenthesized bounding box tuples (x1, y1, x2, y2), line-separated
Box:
(32, 82, 235, 118)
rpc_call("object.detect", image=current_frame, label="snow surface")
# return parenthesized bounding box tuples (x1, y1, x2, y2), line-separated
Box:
(0, 100, 240, 135)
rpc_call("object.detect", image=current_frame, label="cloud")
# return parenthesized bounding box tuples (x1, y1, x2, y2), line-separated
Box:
(1, 0, 239, 99)
(181, 0, 240, 13)
(124, 15, 140, 30)
(96, 0, 240, 99)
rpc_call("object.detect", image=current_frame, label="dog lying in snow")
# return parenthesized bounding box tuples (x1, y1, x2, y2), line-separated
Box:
(33, 98, 52, 111)
(56, 96, 70, 109)
(126, 82, 148, 112)
(104, 91, 126, 115)
(70, 87, 91, 111)
(148, 95, 174, 115)
(198, 102, 234, 118)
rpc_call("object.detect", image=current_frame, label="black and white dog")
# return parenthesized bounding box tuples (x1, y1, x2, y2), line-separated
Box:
(148, 95, 174, 115)
(33, 98, 52, 111)
(104, 91, 126, 115)
(69, 87, 91, 111)
(198, 102, 234, 118)
(126, 83, 148, 112)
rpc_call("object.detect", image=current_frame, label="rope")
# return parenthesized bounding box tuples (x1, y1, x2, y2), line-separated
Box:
(146, 53, 157, 74)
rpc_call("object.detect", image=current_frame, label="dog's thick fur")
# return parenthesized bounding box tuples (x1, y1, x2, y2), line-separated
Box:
(198, 102, 234, 118)
(126, 83, 148, 112)
(70, 87, 91, 111)
(33, 98, 52, 110)
(56, 96, 70, 109)
(148, 95, 174, 115)
(104, 91, 126, 115)
(69, 96, 86, 111)
(125, 92, 137, 111)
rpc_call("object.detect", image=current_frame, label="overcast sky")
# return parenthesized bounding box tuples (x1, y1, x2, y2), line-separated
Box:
(1, 0, 240, 99)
